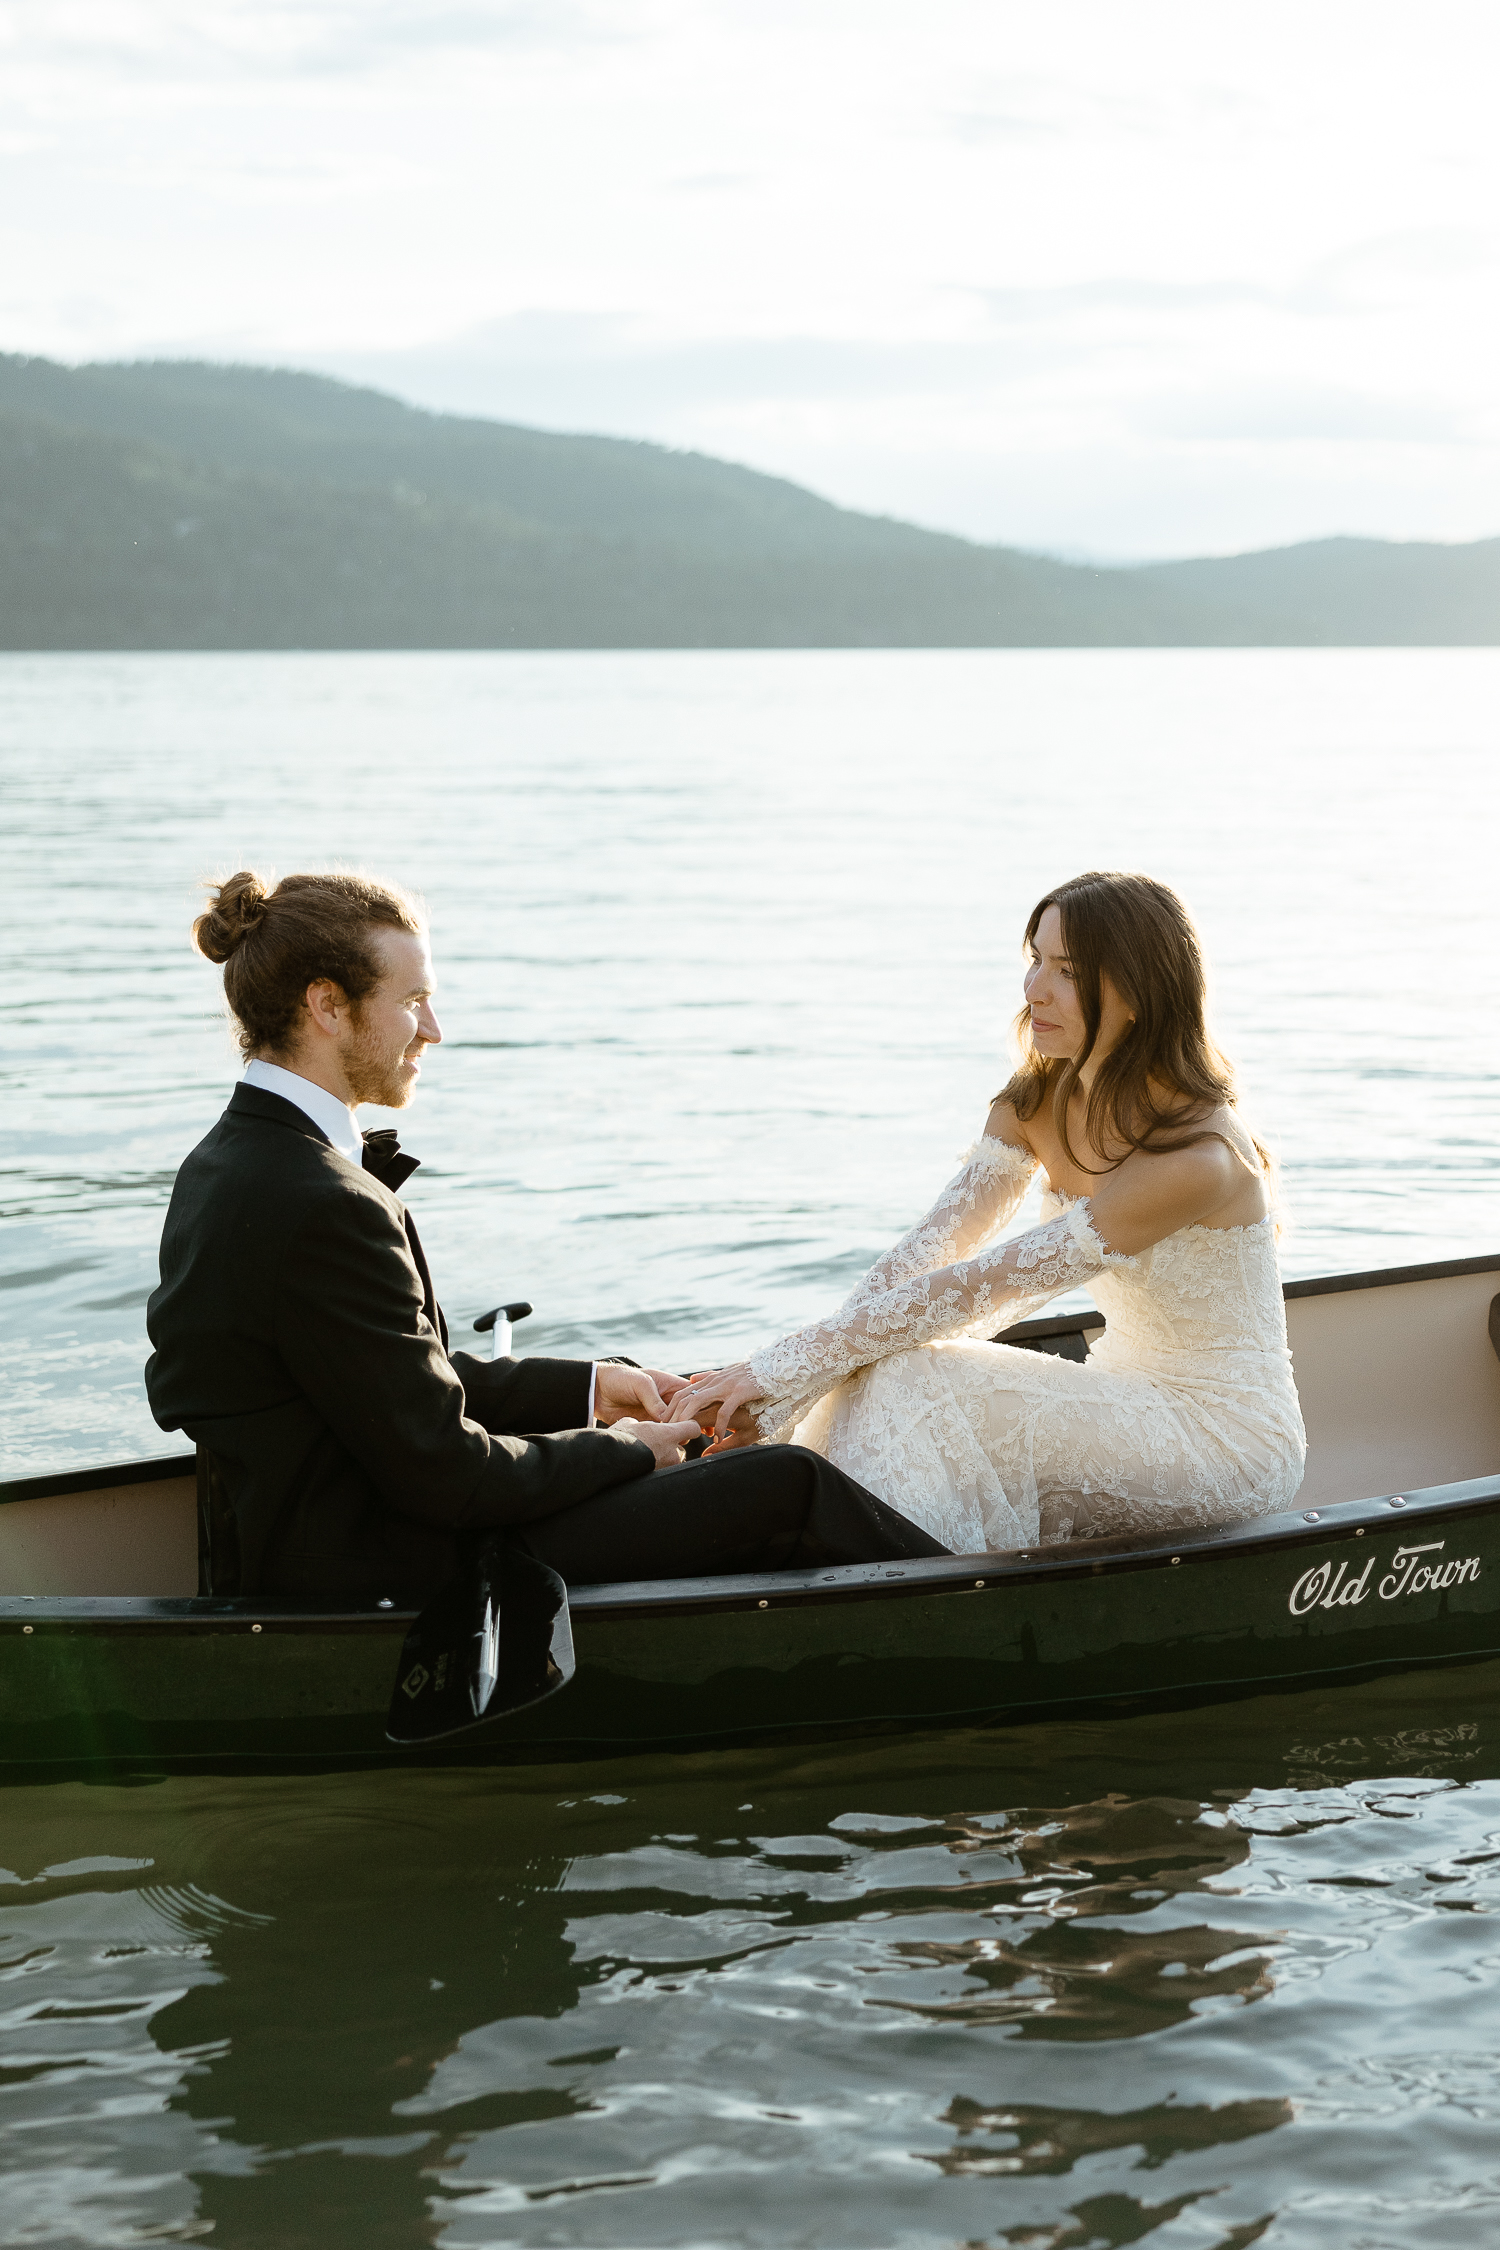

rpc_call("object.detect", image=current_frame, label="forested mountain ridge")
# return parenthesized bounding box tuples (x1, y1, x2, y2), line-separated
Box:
(1, 354, 1496, 647)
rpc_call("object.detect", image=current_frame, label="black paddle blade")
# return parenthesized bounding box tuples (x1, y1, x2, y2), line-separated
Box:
(386, 1541, 575, 1745)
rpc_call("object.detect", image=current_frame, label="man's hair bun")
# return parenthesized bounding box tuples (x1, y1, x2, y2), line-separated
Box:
(189, 865, 423, 1060)
(193, 871, 271, 964)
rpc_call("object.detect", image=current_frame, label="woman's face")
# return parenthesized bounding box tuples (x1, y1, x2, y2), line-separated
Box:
(1023, 904, 1134, 1064)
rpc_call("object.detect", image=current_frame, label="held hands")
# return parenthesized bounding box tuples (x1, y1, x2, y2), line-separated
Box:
(591, 1359, 763, 1466)
(671, 1362, 765, 1449)
(593, 1362, 700, 1470)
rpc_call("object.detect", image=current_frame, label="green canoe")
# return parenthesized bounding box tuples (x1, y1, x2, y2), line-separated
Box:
(3, 1251, 1499, 1774)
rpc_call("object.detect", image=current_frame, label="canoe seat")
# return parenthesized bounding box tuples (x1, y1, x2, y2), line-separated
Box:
(1013, 1329, 1091, 1364)
(995, 1311, 1103, 1365)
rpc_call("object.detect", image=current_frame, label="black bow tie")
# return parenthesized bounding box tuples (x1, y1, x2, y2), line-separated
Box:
(361, 1129, 421, 1192)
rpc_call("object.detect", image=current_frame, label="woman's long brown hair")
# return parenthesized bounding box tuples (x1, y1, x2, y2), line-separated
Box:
(1001, 870, 1271, 1181)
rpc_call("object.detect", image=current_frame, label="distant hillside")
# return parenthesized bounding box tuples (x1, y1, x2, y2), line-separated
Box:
(1, 354, 1496, 647)
(1134, 536, 1500, 646)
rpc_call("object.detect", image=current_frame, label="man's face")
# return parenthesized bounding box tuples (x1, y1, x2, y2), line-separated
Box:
(343, 927, 442, 1109)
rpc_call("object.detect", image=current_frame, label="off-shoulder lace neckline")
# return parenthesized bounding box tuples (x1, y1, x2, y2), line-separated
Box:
(1045, 1186, 1275, 1238)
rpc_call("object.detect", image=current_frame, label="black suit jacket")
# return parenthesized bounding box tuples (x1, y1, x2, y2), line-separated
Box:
(144, 1084, 653, 1598)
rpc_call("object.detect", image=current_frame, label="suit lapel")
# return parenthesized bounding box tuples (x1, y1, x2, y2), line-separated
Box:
(227, 1083, 451, 1351)
(359, 1130, 448, 1349)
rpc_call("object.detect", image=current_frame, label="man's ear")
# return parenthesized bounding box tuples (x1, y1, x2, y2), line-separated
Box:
(303, 979, 349, 1039)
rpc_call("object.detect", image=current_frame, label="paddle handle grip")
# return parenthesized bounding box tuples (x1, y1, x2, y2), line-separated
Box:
(473, 1300, 534, 1361)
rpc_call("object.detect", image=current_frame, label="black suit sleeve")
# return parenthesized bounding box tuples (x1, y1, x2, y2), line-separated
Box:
(451, 1350, 593, 1436)
(275, 1186, 652, 1533)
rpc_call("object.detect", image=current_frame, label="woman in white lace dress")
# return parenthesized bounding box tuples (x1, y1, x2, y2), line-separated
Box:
(675, 871, 1306, 1555)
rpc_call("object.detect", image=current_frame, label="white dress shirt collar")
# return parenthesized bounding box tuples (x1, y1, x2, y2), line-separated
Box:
(242, 1059, 364, 1163)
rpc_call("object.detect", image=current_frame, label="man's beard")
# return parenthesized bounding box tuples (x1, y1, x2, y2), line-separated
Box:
(344, 1014, 421, 1109)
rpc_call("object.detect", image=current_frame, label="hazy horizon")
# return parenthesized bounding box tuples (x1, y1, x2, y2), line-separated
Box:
(15, 344, 1500, 571)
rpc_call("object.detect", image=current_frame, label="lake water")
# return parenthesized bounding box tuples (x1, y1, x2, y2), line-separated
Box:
(3, 649, 1500, 2245)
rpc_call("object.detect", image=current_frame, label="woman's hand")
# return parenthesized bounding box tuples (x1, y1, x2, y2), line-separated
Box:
(672, 1362, 765, 1445)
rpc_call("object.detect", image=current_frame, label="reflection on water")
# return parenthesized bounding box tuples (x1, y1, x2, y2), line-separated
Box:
(877, 1799, 1270, 2041)
(929, 2093, 1291, 2175)
(6, 1663, 1500, 2245)
(888, 1915, 1273, 2040)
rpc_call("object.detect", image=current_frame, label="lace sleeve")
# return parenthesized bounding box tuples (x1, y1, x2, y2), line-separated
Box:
(748, 1199, 1134, 1441)
(840, 1135, 1039, 1303)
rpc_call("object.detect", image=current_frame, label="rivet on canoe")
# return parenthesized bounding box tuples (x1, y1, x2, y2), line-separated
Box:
(1356, 1527, 1366, 1536)
(1171, 1557, 1181, 1566)
(1304, 1510, 1321, 1522)
(974, 1579, 985, 1589)
(251, 1623, 263, 1634)
(1389, 1497, 1407, 1508)
(22, 1625, 32, 1635)
(757, 1600, 768, 1610)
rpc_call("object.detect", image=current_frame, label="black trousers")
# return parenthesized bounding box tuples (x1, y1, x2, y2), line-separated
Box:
(519, 1443, 950, 1585)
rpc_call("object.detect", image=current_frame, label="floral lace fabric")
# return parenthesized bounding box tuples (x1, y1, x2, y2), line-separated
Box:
(749, 1143, 1307, 1557)
(749, 1142, 1125, 1440)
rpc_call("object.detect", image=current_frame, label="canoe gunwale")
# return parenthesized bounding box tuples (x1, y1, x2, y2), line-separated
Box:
(1281, 1249, 1500, 1299)
(568, 1473, 1500, 1618)
(0, 1452, 196, 1506)
(4, 1472, 1498, 1635)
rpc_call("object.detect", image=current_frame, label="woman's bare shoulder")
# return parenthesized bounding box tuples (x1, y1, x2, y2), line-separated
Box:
(1100, 1108, 1268, 1240)
(983, 1094, 1037, 1153)
(1125, 1131, 1242, 1195)
(1091, 1135, 1251, 1253)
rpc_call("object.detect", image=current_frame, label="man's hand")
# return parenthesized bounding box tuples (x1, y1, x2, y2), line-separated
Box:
(609, 1416, 704, 1470)
(594, 1363, 690, 1425)
(671, 1363, 764, 1444)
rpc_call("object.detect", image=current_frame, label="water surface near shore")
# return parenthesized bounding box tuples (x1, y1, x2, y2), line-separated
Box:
(3, 649, 1500, 2246)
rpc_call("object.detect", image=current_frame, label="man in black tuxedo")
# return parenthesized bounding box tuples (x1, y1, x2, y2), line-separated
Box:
(145, 869, 947, 1600)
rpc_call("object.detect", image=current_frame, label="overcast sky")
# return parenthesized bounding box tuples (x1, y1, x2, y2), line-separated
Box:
(4, 0, 1498, 557)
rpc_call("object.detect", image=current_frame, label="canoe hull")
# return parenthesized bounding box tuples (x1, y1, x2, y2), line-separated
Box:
(4, 1478, 1499, 1773)
(7, 1248, 1499, 1774)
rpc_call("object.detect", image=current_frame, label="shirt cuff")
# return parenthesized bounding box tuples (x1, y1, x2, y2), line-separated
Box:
(586, 1362, 598, 1426)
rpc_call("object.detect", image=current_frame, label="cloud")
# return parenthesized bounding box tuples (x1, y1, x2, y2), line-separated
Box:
(310, 313, 1090, 422)
(0, 0, 610, 85)
(945, 107, 1059, 145)
(976, 278, 1275, 323)
(1132, 387, 1473, 447)
(1288, 228, 1500, 315)
(936, 65, 1269, 149)
(669, 172, 757, 194)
